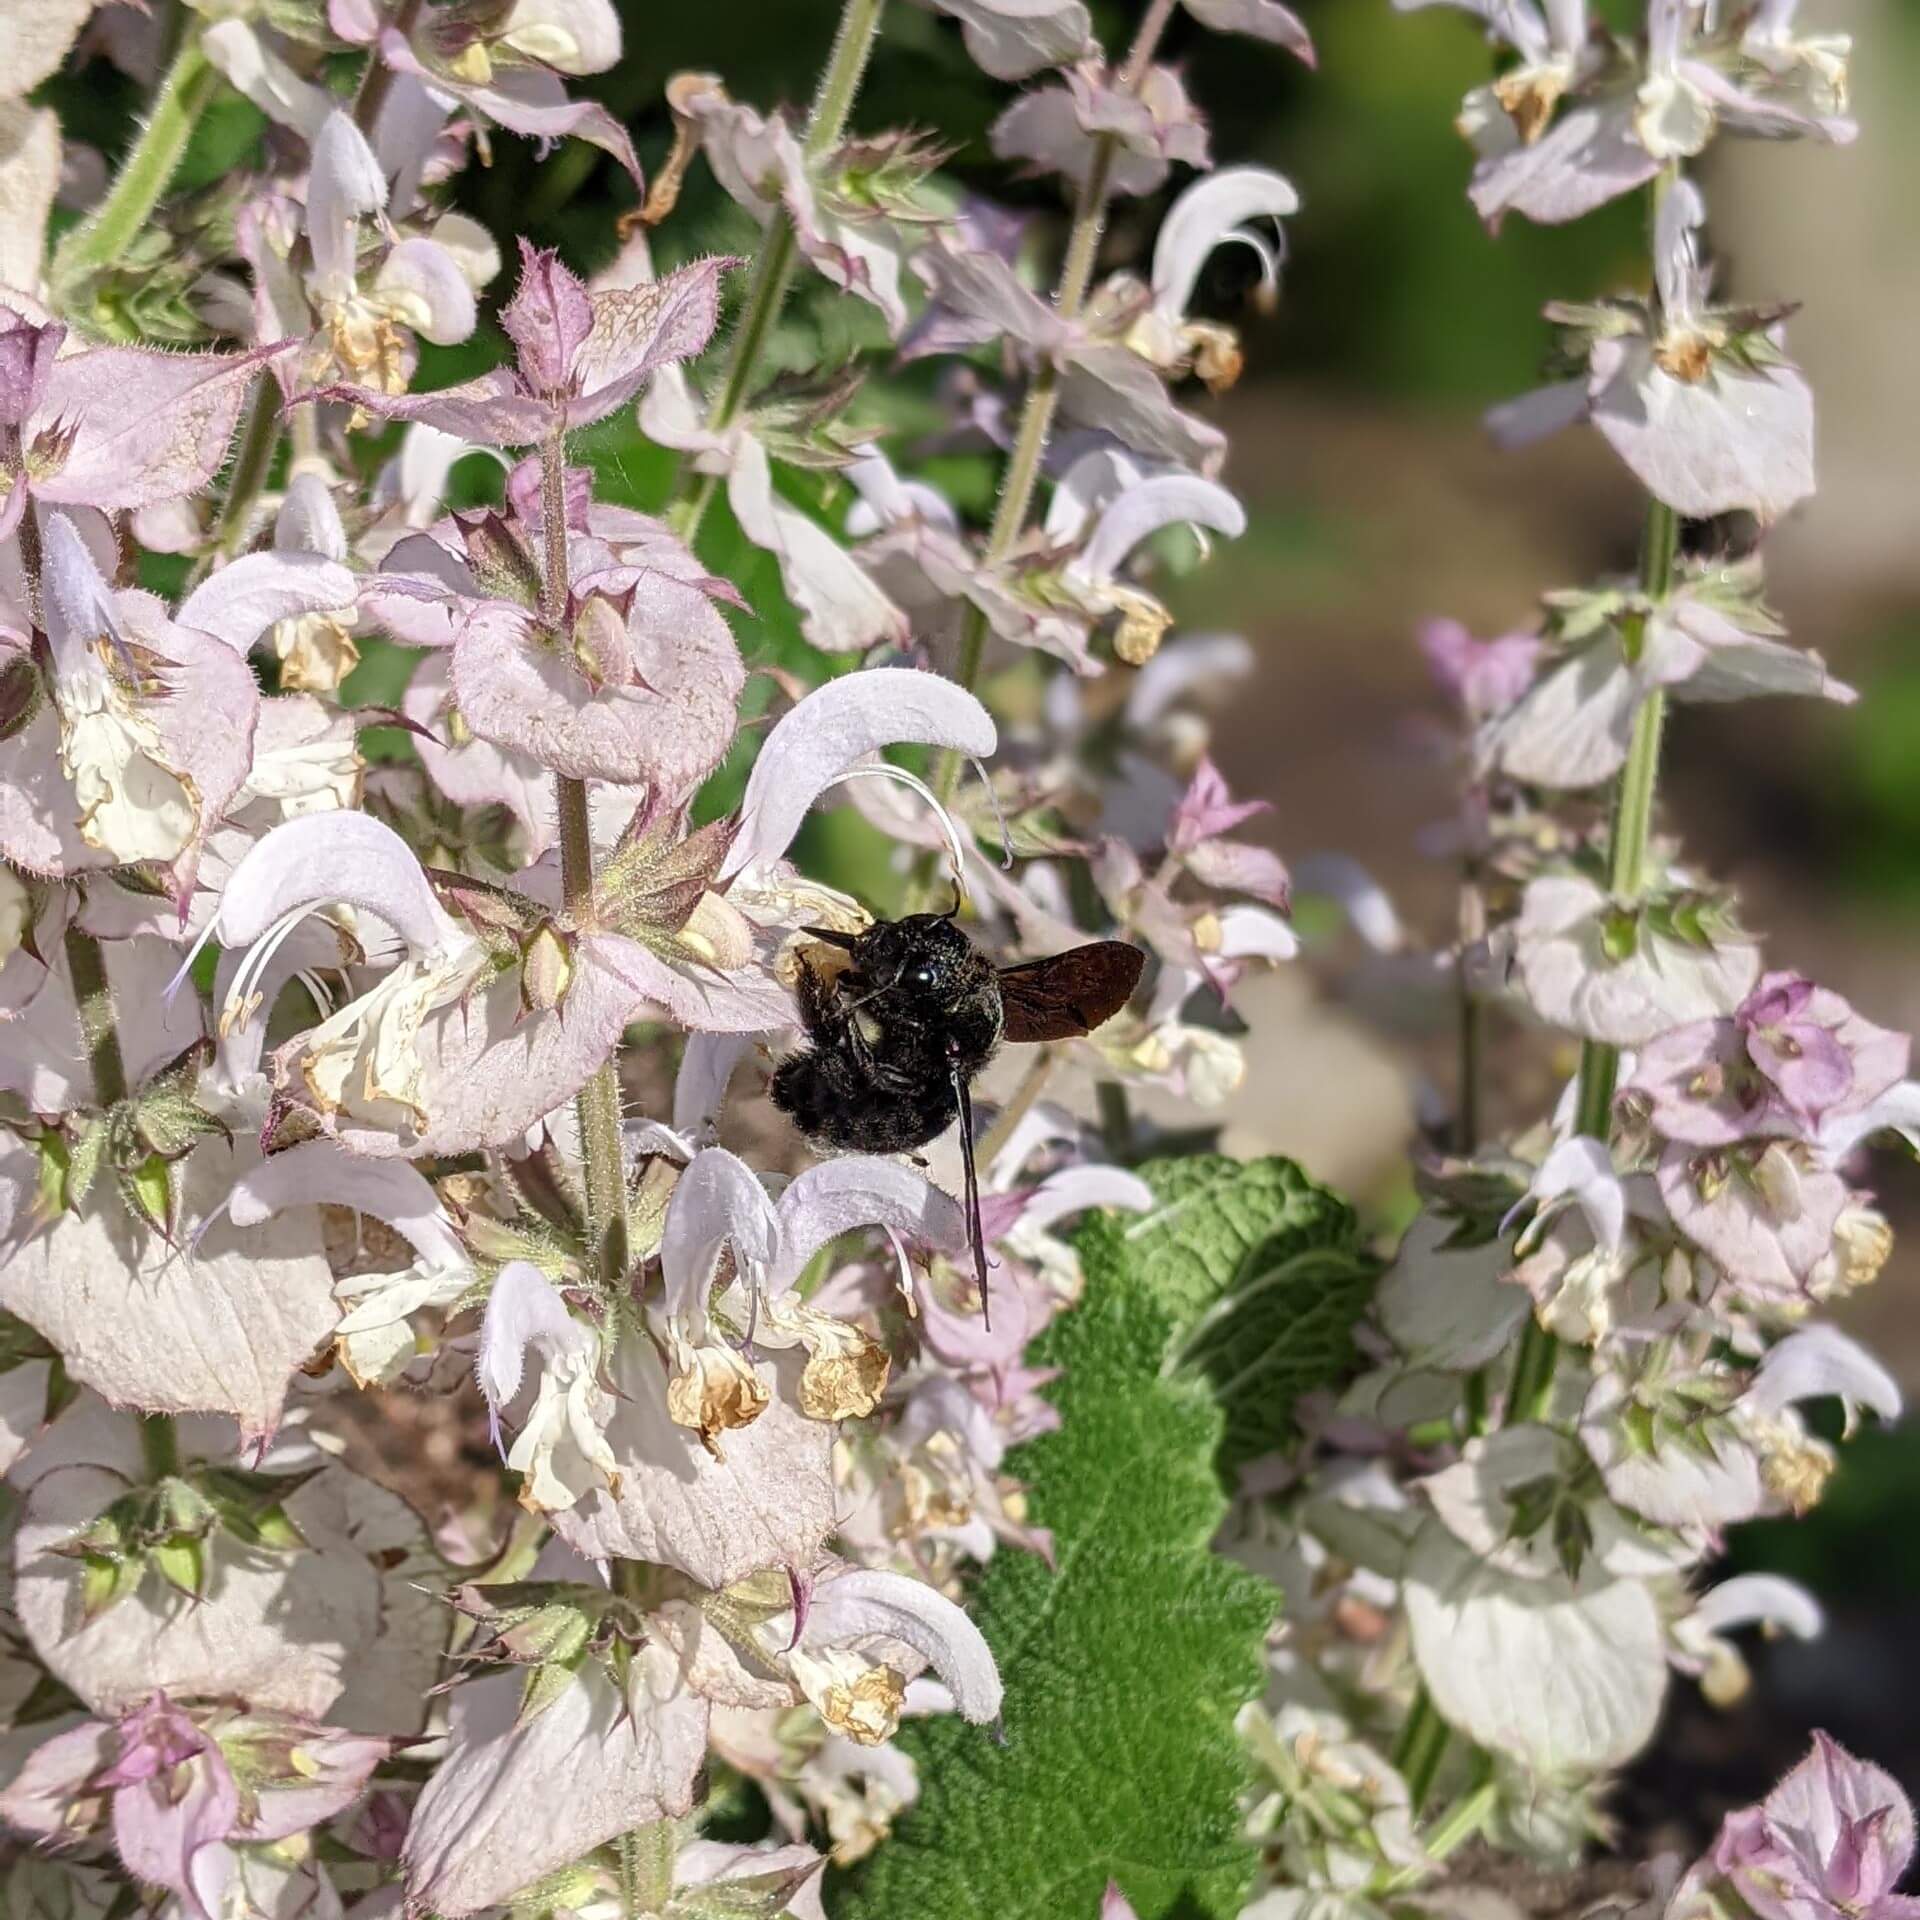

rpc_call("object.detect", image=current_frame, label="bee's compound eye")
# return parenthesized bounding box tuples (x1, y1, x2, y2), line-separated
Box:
(911, 965, 936, 988)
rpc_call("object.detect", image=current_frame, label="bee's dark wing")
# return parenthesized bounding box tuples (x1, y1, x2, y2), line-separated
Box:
(997, 941, 1145, 1044)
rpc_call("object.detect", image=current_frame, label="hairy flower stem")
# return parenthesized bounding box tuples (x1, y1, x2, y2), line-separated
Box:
(64, 929, 129, 1106)
(540, 436, 630, 1285)
(672, 0, 889, 542)
(1572, 495, 1680, 1139)
(140, 1411, 181, 1481)
(211, 382, 284, 563)
(51, 24, 219, 299)
(912, 0, 1177, 907)
(618, 1822, 675, 1917)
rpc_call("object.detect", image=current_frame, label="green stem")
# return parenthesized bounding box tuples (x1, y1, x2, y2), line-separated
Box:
(672, 0, 888, 545)
(214, 381, 283, 561)
(1422, 1776, 1498, 1864)
(140, 1412, 180, 1480)
(1506, 1315, 1560, 1425)
(618, 1822, 676, 1918)
(542, 435, 630, 1286)
(1392, 1688, 1450, 1812)
(63, 928, 128, 1107)
(560, 776, 629, 1287)
(1566, 495, 1680, 1141)
(1455, 980, 1482, 1153)
(1097, 1080, 1135, 1164)
(1523, 166, 1687, 1403)
(52, 26, 218, 297)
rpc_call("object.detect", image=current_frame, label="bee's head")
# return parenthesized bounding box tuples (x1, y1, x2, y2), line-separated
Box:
(858, 913, 984, 1008)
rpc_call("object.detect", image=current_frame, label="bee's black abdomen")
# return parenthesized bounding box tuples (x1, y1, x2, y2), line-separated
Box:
(769, 1046, 956, 1154)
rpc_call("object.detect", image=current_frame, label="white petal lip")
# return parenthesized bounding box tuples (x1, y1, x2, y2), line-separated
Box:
(768, 1158, 969, 1291)
(800, 1569, 1003, 1725)
(1150, 165, 1298, 324)
(375, 237, 479, 346)
(222, 1140, 468, 1275)
(1744, 1325, 1902, 1426)
(659, 1148, 779, 1325)
(1514, 1135, 1625, 1253)
(1214, 902, 1299, 963)
(722, 668, 997, 879)
(214, 812, 459, 955)
(1688, 1573, 1824, 1642)
(477, 1260, 594, 1411)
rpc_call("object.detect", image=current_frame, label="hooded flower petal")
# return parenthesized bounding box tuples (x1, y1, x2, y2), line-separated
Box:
(726, 433, 909, 656)
(223, 1141, 468, 1276)
(1745, 1325, 1902, 1431)
(794, 1569, 1002, 1725)
(769, 1159, 969, 1291)
(214, 809, 458, 959)
(659, 1148, 780, 1331)
(1181, 0, 1313, 59)
(722, 669, 996, 880)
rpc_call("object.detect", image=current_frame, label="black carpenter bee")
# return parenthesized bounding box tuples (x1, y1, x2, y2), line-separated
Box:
(770, 912, 1145, 1321)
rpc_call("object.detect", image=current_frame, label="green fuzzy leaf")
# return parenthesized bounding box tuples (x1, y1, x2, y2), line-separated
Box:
(1091, 1155, 1378, 1474)
(835, 1157, 1282, 1920)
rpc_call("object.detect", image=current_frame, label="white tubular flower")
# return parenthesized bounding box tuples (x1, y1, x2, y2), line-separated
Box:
(656, 1150, 961, 1441)
(762, 1569, 1003, 1745)
(302, 112, 487, 391)
(1060, 473, 1247, 666)
(476, 1261, 617, 1510)
(1129, 167, 1298, 386)
(1671, 1573, 1823, 1706)
(42, 515, 195, 864)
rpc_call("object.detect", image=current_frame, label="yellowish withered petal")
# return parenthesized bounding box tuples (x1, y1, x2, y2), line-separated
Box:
(271, 612, 361, 693)
(789, 1648, 906, 1747)
(666, 1339, 771, 1457)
